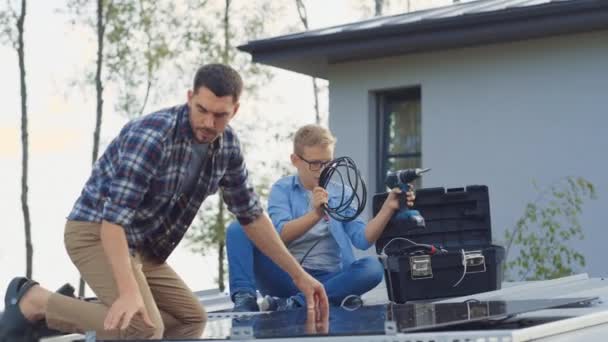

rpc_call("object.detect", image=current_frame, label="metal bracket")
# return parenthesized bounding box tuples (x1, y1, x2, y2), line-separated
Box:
(84, 331, 96, 342)
(384, 320, 397, 335)
(466, 300, 491, 320)
(231, 325, 255, 340)
(410, 254, 433, 279)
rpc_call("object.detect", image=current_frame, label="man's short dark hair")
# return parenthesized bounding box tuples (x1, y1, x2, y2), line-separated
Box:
(193, 64, 243, 102)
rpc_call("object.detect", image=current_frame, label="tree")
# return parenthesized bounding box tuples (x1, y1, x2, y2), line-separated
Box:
(504, 176, 597, 281)
(68, 0, 178, 118)
(104, 1, 177, 119)
(186, 0, 285, 291)
(66, 0, 180, 296)
(1, 0, 33, 279)
(294, 0, 321, 124)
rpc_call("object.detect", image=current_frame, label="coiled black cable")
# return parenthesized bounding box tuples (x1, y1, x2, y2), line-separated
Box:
(318, 156, 367, 222)
(298, 156, 367, 266)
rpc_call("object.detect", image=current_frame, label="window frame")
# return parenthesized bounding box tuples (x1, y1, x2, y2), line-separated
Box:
(376, 86, 422, 191)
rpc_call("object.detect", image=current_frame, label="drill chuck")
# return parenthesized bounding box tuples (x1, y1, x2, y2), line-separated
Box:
(385, 168, 431, 189)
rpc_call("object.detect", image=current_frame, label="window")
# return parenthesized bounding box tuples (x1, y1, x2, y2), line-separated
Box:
(376, 87, 422, 191)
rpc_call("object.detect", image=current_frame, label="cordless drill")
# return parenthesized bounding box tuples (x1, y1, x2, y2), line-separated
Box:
(385, 168, 431, 229)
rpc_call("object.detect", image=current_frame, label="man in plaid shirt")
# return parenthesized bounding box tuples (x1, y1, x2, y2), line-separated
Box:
(1, 64, 328, 340)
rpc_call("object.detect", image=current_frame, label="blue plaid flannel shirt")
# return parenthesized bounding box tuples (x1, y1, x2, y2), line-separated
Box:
(68, 104, 263, 261)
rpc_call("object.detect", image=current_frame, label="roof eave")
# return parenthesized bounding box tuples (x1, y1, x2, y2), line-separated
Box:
(238, 1, 608, 79)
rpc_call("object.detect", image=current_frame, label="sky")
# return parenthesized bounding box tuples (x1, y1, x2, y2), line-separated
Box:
(0, 0, 421, 309)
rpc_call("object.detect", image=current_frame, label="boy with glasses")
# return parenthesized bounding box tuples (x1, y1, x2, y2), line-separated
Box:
(226, 124, 415, 312)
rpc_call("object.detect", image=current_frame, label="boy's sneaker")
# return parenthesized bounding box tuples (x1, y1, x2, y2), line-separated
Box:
(340, 294, 363, 310)
(260, 295, 302, 311)
(232, 292, 260, 312)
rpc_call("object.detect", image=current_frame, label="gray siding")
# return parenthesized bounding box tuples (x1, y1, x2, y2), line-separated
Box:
(329, 30, 608, 277)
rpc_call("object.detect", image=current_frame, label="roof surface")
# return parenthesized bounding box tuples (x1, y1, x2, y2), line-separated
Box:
(39, 274, 608, 341)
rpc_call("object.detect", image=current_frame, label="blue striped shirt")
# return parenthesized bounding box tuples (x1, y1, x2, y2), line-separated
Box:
(68, 104, 263, 261)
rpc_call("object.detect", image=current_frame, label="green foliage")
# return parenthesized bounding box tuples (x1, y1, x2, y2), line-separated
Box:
(104, 0, 178, 118)
(66, 0, 182, 118)
(188, 178, 275, 257)
(184, 0, 287, 291)
(0, 1, 18, 47)
(188, 193, 231, 257)
(504, 176, 597, 281)
(64, 0, 288, 291)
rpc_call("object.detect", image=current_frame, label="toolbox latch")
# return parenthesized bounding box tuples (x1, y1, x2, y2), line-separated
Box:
(409, 255, 433, 279)
(464, 250, 486, 273)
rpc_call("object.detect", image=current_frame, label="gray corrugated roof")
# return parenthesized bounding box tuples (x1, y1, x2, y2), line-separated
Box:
(257, 0, 560, 42)
(238, 0, 608, 78)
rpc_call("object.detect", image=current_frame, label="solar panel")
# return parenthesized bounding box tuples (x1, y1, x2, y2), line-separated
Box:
(201, 297, 596, 339)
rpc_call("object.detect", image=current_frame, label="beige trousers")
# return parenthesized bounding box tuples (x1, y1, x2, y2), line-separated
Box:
(45, 221, 207, 339)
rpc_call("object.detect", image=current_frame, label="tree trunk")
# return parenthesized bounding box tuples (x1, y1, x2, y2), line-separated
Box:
(312, 78, 320, 124)
(16, 0, 32, 279)
(217, 193, 226, 291)
(92, 0, 105, 166)
(217, 240, 225, 292)
(295, 0, 321, 123)
(137, 0, 153, 117)
(375, 0, 384, 16)
(211, 0, 232, 293)
(80, 0, 106, 298)
(223, 0, 231, 63)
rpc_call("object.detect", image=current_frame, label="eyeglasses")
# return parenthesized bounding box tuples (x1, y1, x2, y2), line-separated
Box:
(297, 154, 331, 171)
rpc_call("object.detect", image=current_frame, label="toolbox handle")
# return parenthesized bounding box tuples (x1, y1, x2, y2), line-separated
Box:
(443, 187, 467, 198)
(463, 208, 486, 219)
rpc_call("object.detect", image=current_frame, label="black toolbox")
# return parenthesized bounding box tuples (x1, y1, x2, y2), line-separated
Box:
(373, 185, 505, 303)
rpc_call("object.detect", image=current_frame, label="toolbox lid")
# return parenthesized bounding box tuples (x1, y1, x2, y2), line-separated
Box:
(374, 185, 492, 254)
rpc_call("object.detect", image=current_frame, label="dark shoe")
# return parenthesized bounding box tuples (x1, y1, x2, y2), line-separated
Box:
(55, 283, 76, 299)
(232, 292, 259, 312)
(260, 295, 301, 311)
(0, 277, 40, 342)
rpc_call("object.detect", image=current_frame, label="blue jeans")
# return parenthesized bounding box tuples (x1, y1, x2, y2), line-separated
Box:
(226, 221, 384, 306)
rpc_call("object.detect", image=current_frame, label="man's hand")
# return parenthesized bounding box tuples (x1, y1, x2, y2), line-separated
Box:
(99, 221, 155, 331)
(104, 290, 154, 331)
(311, 186, 329, 213)
(305, 305, 329, 334)
(243, 215, 329, 318)
(292, 270, 329, 322)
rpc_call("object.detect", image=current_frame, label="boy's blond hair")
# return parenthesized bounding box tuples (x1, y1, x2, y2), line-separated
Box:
(293, 124, 336, 155)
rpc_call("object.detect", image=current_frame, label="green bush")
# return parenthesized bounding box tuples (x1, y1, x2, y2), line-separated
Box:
(504, 176, 596, 281)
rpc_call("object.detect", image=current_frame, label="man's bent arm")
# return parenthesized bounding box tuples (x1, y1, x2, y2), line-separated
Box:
(100, 220, 139, 294)
(243, 214, 307, 278)
(279, 209, 323, 244)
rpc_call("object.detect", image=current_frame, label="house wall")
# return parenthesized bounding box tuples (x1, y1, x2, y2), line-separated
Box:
(328, 29, 608, 277)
